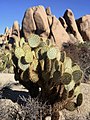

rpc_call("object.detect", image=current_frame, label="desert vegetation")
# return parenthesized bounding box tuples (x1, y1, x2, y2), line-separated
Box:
(0, 5, 90, 120)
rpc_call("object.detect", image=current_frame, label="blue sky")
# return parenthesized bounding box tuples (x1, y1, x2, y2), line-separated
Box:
(0, 0, 90, 34)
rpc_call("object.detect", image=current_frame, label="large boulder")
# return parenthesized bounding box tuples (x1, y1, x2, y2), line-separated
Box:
(22, 6, 50, 39)
(51, 16, 70, 48)
(76, 15, 90, 41)
(63, 9, 83, 43)
(33, 6, 50, 37)
(22, 8, 36, 39)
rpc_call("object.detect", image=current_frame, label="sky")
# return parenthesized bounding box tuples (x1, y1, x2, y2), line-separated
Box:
(0, 0, 90, 34)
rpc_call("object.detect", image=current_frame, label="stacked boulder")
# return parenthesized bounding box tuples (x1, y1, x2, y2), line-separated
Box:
(22, 6, 71, 49)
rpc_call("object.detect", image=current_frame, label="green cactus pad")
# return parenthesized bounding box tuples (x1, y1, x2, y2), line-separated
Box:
(57, 61, 64, 75)
(41, 46, 49, 55)
(65, 68, 72, 74)
(72, 70, 83, 83)
(39, 41, 46, 47)
(72, 64, 80, 71)
(18, 57, 29, 71)
(20, 37, 25, 47)
(74, 86, 80, 96)
(25, 51, 33, 63)
(76, 93, 83, 106)
(56, 51, 61, 61)
(65, 102, 77, 111)
(15, 47, 25, 59)
(61, 72, 72, 85)
(47, 47, 59, 60)
(64, 57, 72, 70)
(65, 80, 75, 92)
(28, 34, 41, 48)
(22, 43, 31, 53)
(60, 51, 66, 62)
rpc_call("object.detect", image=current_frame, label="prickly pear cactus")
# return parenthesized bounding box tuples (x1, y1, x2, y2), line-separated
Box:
(12, 34, 83, 111)
(0, 43, 14, 73)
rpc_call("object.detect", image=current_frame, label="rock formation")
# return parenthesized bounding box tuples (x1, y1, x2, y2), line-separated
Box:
(76, 15, 90, 41)
(1, 5, 90, 48)
(22, 6, 50, 40)
(22, 6, 72, 48)
(12, 21, 20, 38)
(51, 16, 70, 48)
(63, 9, 83, 43)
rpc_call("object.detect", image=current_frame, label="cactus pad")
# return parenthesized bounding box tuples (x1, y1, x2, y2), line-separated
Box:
(64, 57, 72, 70)
(47, 47, 59, 60)
(15, 47, 25, 59)
(76, 93, 83, 107)
(25, 51, 33, 63)
(28, 34, 41, 48)
(60, 51, 66, 62)
(72, 70, 83, 83)
(65, 80, 75, 92)
(23, 43, 31, 53)
(20, 37, 25, 47)
(18, 57, 29, 71)
(61, 72, 72, 85)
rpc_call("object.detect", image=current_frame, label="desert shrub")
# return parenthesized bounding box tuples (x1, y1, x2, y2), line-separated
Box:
(63, 41, 90, 83)
(0, 95, 52, 120)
